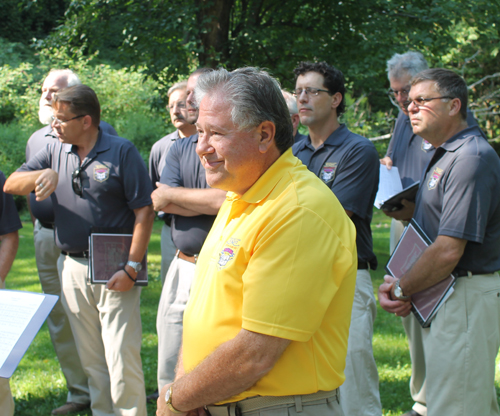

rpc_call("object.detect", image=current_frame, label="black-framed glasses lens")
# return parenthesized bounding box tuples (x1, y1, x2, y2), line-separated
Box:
(72, 168, 83, 197)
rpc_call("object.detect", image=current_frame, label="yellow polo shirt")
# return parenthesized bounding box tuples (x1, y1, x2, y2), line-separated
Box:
(183, 148, 357, 403)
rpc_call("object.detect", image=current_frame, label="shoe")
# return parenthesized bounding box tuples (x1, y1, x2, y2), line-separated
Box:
(51, 402, 90, 415)
(147, 389, 159, 403)
(402, 410, 422, 416)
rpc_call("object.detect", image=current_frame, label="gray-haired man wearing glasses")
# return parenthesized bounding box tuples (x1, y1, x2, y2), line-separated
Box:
(5, 84, 154, 416)
(23, 69, 118, 415)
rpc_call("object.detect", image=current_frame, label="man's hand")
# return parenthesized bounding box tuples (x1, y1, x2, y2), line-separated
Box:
(380, 156, 393, 169)
(378, 275, 412, 317)
(34, 169, 58, 201)
(157, 383, 191, 416)
(106, 268, 136, 292)
(152, 183, 173, 212)
(382, 199, 415, 221)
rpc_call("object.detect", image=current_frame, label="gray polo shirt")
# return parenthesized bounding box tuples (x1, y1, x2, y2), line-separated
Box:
(386, 110, 480, 188)
(149, 130, 180, 189)
(19, 130, 152, 253)
(413, 125, 500, 273)
(0, 171, 22, 236)
(292, 124, 379, 269)
(159, 133, 216, 256)
(26, 121, 118, 224)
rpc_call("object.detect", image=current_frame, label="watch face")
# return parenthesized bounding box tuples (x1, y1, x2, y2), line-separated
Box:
(165, 387, 171, 403)
(394, 286, 402, 298)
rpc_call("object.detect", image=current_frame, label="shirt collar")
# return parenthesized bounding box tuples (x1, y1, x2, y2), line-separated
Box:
(64, 128, 110, 155)
(440, 125, 483, 152)
(295, 124, 350, 152)
(226, 148, 299, 204)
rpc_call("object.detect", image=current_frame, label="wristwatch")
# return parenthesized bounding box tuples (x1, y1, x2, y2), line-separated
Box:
(165, 385, 183, 414)
(126, 260, 142, 273)
(393, 280, 410, 300)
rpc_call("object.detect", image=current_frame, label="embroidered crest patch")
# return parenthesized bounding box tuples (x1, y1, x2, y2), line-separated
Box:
(427, 167, 443, 190)
(94, 164, 110, 183)
(321, 163, 337, 183)
(421, 140, 433, 152)
(217, 238, 240, 270)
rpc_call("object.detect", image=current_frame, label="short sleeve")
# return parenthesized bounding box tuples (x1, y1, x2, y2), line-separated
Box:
(332, 142, 379, 219)
(120, 143, 153, 210)
(159, 140, 183, 187)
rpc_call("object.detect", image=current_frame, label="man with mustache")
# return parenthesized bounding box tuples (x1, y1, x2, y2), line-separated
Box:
(151, 68, 226, 402)
(292, 61, 381, 416)
(378, 68, 500, 416)
(149, 81, 197, 286)
(25, 69, 117, 416)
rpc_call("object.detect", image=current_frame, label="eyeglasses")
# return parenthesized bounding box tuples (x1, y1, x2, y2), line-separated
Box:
(403, 96, 454, 110)
(51, 114, 86, 125)
(387, 88, 410, 98)
(72, 168, 84, 197)
(293, 87, 332, 97)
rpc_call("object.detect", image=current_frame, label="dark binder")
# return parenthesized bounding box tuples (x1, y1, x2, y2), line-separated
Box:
(380, 181, 420, 212)
(88, 229, 148, 286)
(385, 219, 456, 327)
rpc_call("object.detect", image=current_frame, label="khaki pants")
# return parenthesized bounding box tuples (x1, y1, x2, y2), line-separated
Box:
(406, 273, 500, 416)
(57, 255, 146, 416)
(160, 224, 176, 286)
(340, 269, 381, 416)
(157, 255, 196, 390)
(0, 279, 14, 416)
(34, 222, 90, 404)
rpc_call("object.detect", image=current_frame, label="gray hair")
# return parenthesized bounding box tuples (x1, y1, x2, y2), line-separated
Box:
(386, 52, 429, 81)
(281, 90, 298, 115)
(411, 68, 468, 120)
(47, 69, 81, 87)
(195, 67, 294, 154)
(167, 80, 187, 97)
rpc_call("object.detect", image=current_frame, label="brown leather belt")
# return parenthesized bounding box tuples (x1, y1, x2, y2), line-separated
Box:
(177, 250, 197, 264)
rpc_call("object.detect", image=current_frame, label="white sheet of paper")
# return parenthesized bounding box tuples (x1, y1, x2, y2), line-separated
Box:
(0, 291, 45, 369)
(374, 165, 403, 208)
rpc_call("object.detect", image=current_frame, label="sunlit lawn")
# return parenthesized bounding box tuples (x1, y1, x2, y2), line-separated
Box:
(5, 213, 500, 415)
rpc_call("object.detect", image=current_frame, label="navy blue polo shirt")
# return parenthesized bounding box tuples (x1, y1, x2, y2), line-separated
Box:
(19, 130, 152, 253)
(386, 110, 480, 188)
(159, 133, 216, 256)
(26, 121, 118, 224)
(293, 124, 379, 269)
(413, 126, 500, 273)
(0, 171, 22, 236)
(149, 130, 180, 189)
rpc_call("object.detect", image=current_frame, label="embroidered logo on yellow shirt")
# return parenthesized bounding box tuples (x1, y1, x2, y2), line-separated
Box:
(321, 163, 337, 184)
(217, 238, 240, 270)
(94, 164, 110, 183)
(427, 167, 443, 190)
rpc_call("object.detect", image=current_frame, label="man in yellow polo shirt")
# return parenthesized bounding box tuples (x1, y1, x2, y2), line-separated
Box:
(157, 67, 357, 416)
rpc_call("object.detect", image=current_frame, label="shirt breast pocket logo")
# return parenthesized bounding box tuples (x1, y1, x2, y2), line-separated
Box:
(427, 167, 443, 190)
(217, 238, 241, 270)
(94, 164, 110, 183)
(321, 163, 337, 184)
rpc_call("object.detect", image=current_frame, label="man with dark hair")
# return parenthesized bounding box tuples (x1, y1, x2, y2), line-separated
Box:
(25, 69, 118, 416)
(292, 61, 381, 416)
(149, 80, 197, 286)
(156, 66, 356, 416)
(151, 69, 226, 400)
(0, 170, 22, 416)
(379, 68, 500, 416)
(5, 84, 154, 416)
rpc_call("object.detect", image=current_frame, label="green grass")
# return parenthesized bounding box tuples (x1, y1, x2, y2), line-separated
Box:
(4, 213, 500, 415)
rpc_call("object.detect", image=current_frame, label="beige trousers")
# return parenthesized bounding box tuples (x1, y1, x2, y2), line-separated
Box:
(157, 255, 196, 391)
(57, 254, 146, 416)
(340, 269, 381, 416)
(33, 222, 90, 404)
(0, 279, 14, 416)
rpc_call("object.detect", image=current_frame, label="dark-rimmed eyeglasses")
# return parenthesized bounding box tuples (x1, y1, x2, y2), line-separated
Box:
(293, 87, 332, 97)
(403, 96, 454, 110)
(51, 114, 86, 125)
(72, 168, 84, 197)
